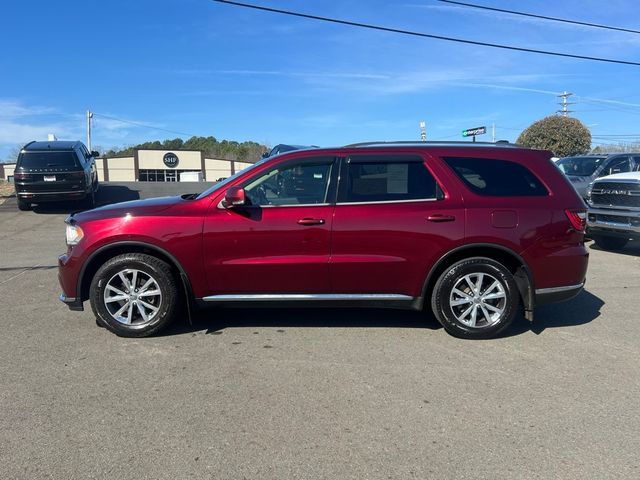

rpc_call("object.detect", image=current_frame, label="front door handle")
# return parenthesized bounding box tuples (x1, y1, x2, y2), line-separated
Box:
(298, 218, 325, 226)
(427, 214, 455, 223)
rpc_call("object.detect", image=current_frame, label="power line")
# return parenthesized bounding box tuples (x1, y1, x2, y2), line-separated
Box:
(437, 0, 640, 35)
(92, 113, 200, 138)
(211, 0, 640, 66)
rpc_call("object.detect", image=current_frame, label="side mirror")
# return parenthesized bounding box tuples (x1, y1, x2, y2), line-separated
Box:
(91, 151, 100, 157)
(224, 186, 246, 208)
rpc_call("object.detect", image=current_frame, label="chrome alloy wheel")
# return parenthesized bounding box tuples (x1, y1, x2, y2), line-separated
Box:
(449, 272, 506, 328)
(103, 269, 162, 326)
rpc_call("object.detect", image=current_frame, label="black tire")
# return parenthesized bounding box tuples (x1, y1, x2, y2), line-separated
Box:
(17, 199, 31, 211)
(89, 253, 180, 337)
(84, 189, 95, 210)
(593, 235, 628, 251)
(431, 257, 520, 339)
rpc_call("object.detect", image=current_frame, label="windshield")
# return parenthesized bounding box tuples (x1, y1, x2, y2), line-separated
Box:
(18, 151, 79, 169)
(556, 156, 606, 177)
(195, 158, 270, 200)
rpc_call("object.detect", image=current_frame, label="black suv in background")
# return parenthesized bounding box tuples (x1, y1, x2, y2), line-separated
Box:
(14, 141, 99, 211)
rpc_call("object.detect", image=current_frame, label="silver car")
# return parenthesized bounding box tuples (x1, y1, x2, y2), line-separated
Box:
(556, 154, 640, 199)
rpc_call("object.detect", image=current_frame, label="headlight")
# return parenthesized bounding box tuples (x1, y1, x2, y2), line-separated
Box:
(65, 224, 84, 246)
(585, 182, 594, 203)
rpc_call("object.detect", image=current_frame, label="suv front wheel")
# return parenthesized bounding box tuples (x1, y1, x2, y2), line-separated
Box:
(431, 257, 519, 339)
(89, 253, 179, 337)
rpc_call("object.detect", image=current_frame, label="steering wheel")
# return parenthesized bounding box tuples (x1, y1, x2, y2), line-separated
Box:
(247, 185, 269, 206)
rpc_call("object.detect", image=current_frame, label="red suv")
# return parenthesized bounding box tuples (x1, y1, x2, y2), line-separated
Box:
(58, 142, 589, 339)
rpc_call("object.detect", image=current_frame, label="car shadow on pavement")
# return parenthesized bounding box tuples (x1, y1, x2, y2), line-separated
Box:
(502, 289, 604, 337)
(588, 240, 640, 257)
(161, 307, 443, 337)
(28, 185, 140, 214)
(160, 289, 604, 338)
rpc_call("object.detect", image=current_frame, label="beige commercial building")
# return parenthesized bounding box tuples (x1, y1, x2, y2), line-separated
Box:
(0, 149, 254, 182)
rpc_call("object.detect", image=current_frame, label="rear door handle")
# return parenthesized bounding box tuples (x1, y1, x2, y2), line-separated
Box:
(427, 214, 455, 223)
(298, 218, 325, 226)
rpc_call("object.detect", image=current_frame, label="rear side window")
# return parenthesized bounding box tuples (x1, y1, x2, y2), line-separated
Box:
(342, 155, 438, 203)
(17, 152, 79, 169)
(443, 157, 548, 197)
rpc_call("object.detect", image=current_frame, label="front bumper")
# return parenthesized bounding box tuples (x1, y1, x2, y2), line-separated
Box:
(58, 252, 84, 311)
(587, 207, 640, 239)
(59, 293, 84, 311)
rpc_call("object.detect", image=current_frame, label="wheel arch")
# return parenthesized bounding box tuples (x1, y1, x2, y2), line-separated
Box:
(78, 241, 193, 305)
(422, 243, 534, 318)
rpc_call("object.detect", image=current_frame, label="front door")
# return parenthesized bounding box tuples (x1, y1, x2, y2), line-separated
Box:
(203, 156, 337, 295)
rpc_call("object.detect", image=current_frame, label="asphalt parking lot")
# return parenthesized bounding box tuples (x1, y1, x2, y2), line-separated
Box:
(0, 184, 639, 479)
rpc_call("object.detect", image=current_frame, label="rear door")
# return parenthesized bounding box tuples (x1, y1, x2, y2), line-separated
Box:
(329, 152, 465, 297)
(14, 151, 83, 193)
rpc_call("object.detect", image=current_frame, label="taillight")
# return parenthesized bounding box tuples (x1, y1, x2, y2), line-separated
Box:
(67, 171, 84, 179)
(565, 209, 587, 233)
(13, 172, 30, 180)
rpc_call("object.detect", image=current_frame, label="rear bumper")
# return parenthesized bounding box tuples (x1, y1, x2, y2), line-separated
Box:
(17, 189, 88, 203)
(535, 282, 584, 305)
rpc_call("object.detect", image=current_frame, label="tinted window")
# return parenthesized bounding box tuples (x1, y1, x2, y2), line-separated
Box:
(443, 157, 548, 197)
(244, 159, 333, 206)
(17, 152, 79, 169)
(343, 156, 438, 202)
(556, 156, 606, 176)
(598, 157, 631, 177)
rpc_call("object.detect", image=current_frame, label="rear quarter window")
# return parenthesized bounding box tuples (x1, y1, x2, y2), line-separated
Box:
(443, 157, 548, 197)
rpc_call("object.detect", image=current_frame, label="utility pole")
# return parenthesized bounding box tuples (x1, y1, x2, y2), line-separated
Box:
(419, 121, 426, 142)
(557, 91, 573, 117)
(492, 123, 496, 142)
(86, 110, 93, 151)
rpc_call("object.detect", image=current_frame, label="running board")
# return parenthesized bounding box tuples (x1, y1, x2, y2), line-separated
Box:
(202, 293, 415, 302)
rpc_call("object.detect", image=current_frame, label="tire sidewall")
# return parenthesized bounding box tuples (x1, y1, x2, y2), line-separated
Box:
(431, 257, 519, 339)
(90, 254, 177, 337)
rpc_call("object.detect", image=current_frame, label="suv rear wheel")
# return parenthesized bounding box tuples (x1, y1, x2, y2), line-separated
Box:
(431, 257, 519, 339)
(89, 253, 179, 337)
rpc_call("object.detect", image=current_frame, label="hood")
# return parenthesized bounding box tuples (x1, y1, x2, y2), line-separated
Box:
(566, 175, 590, 183)
(594, 171, 640, 182)
(72, 195, 184, 222)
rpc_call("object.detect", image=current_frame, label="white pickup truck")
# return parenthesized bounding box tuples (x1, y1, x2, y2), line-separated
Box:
(587, 171, 640, 250)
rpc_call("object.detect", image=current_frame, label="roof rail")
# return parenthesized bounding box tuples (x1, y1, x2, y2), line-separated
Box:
(342, 140, 521, 148)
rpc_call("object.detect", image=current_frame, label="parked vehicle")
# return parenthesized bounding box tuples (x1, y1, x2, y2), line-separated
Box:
(556, 153, 640, 199)
(14, 141, 99, 210)
(586, 171, 640, 250)
(262, 144, 318, 158)
(59, 142, 589, 339)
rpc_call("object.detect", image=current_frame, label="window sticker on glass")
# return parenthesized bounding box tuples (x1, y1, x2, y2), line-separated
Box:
(387, 163, 408, 194)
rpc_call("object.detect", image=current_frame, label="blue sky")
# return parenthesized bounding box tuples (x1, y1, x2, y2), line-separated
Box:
(2, 0, 640, 160)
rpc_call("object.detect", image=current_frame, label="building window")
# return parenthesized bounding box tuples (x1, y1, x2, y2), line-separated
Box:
(138, 169, 201, 182)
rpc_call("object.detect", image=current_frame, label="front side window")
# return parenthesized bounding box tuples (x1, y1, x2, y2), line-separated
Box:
(443, 157, 548, 197)
(342, 155, 438, 203)
(244, 159, 333, 206)
(599, 157, 631, 177)
(556, 156, 606, 176)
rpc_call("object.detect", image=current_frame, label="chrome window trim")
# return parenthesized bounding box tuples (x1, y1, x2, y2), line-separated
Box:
(535, 283, 584, 295)
(217, 201, 331, 210)
(336, 198, 439, 206)
(203, 293, 415, 302)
